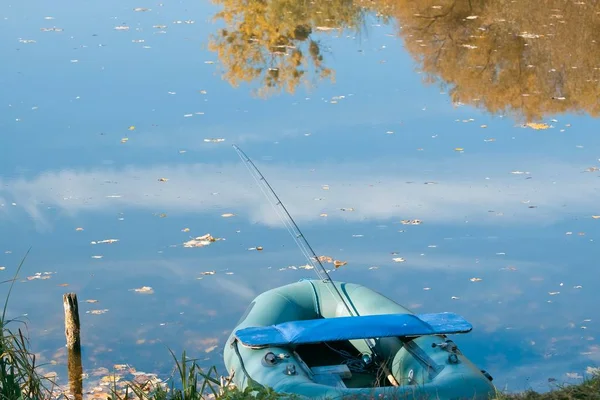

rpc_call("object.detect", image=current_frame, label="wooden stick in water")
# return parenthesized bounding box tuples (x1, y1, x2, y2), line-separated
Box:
(63, 293, 80, 349)
(63, 293, 83, 400)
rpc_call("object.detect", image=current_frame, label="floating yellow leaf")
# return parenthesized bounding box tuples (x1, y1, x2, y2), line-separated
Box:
(333, 260, 347, 268)
(75, 227, 84, 231)
(133, 286, 154, 294)
(524, 122, 550, 130)
(592, 216, 600, 219)
(392, 257, 406, 263)
(221, 213, 235, 218)
(181, 228, 190, 232)
(469, 277, 482, 282)
(100, 374, 121, 384)
(454, 147, 464, 152)
(158, 178, 168, 182)
(128, 126, 135, 131)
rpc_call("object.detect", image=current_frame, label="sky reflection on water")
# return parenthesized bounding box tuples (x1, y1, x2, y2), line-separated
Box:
(1, 0, 600, 395)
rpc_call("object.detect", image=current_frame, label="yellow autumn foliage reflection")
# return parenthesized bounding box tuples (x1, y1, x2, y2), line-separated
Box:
(387, 0, 600, 121)
(210, 0, 600, 121)
(208, 0, 371, 97)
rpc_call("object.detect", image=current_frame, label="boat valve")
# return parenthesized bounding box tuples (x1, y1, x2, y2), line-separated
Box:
(432, 340, 458, 353)
(284, 364, 297, 375)
(264, 352, 278, 366)
(448, 353, 459, 364)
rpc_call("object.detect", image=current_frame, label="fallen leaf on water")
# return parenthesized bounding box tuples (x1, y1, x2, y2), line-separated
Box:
(333, 260, 347, 268)
(322, 185, 330, 190)
(27, 272, 53, 281)
(592, 216, 600, 219)
(340, 207, 355, 212)
(91, 239, 119, 245)
(401, 219, 422, 225)
(128, 126, 135, 130)
(392, 257, 406, 263)
(470, 277, 482, 282)
(120, 138, 129, 143)
(0, 267, 5, 271)
(158, 178, 168, 182)
(57, 283, 69, 287)
(85, 299, 99, 303)
(183, 233, 221, 248)
(524, 122, 550, 130)
(87, 309, 109, 315)
(91, 255, 103, 259)
(133, 7, 150, 11)
(221, 213, 235, 218)
(454, 147, 464, 152)
(549, 291, 560, 296)
(320, 213, 328, 217)
(181, 228, 190, 232)
(205, 345, 217, 353)
(204, 138, 224, 143)
(100, 375, 121, 384)
(299, 264, 314, 270)
(75, 227, 84, 231)
(200, 271, 215, 275)
(317, 256, 333, 263)
(133, 286, 154, 294)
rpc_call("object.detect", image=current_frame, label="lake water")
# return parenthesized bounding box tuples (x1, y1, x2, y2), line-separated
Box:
(2, 0, 600, 396)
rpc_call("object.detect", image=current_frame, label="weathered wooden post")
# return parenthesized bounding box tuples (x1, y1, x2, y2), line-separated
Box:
(63, 293, 83, 400)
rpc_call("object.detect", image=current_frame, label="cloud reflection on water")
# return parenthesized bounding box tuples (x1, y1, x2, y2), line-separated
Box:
(1, 157, 599, 231)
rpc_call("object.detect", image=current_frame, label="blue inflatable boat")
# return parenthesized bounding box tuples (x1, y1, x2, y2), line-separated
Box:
(223, 279, 496, 399)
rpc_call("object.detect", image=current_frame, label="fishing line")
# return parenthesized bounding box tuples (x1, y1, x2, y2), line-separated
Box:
(232, 145, 402, 388)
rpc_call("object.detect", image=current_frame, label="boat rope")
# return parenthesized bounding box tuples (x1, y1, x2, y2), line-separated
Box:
(231, 339, 264, 389)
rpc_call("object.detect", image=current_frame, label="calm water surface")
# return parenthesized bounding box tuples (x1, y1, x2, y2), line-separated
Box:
(1, 0, 600, 395)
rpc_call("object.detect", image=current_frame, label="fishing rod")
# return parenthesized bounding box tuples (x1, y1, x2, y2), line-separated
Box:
(232, 145, 399, 386)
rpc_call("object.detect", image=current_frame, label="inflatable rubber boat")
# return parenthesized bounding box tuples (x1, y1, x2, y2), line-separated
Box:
(224, 279, 495, 399)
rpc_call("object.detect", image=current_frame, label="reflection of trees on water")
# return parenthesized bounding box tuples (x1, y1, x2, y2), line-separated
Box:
(210, 0, 600, 121)
(208, 0, 370, 97)
(391, 0, 600, 121)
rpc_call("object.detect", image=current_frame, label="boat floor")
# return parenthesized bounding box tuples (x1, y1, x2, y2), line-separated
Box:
(294, 341, 393, 388)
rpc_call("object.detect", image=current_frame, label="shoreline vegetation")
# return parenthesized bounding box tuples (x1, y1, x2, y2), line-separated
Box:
(2, 258, 598, 399)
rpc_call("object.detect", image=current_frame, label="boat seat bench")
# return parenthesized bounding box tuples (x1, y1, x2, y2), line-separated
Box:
(235, 312, 472, 348)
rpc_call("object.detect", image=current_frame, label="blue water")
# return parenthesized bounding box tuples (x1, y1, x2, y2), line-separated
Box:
(1, 0, 600, 395)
